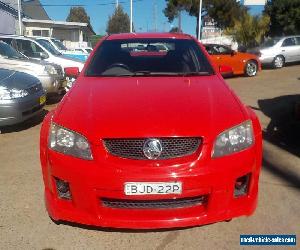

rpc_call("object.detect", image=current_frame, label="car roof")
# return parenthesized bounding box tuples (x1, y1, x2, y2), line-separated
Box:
(106, 32, 194, 41)
(0, 34, 37, 41)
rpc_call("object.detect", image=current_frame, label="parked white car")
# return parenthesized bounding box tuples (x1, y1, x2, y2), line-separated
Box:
(34, 37, 89, 62)
(258, 36, 300, 68)
(0, 35, 84, 91)
(0, 41, 64, 94)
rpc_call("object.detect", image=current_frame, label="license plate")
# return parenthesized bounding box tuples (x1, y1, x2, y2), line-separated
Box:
(39, 95, 46, 105)
(125, 182, 182, 195)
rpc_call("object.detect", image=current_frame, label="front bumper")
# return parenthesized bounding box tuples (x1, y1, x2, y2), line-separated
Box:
(0, 90, 45, 126)
(38, 74, 65, 94)
(40, 124, 262, 229)
(259, 55, 274, 65)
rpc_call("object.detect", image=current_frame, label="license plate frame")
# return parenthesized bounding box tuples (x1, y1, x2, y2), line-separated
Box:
(124, 182, 182, 196)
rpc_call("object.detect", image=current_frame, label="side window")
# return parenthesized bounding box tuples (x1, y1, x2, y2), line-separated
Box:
(0, 38, 13, 46)
(282, 38, 296, 47)
(295, 37, 300, 45)
(214, 45, 231, 55)
(16, 40, 44, 58)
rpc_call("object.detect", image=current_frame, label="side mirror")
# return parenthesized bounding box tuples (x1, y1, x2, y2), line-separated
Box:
(231, 50, 236, 56)
(65, 67, 80, 78)
(40, 52, 49, 60)
(219, 65, 233, 77)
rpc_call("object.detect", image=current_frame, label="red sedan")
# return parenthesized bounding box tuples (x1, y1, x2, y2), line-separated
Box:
(40, 33, 262, 229)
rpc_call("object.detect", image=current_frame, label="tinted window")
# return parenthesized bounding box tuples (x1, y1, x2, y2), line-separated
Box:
(261, 38, 280, 48)
(0, 38, 13, 47)
(51, 39, 67, 50)
(36, 39, 61, 56)
(0, 41, 26, 59)
(15, 39, 44, 58)
(86, 39, 214, 76)
(295, 37, 300, 45)
(282, 38, 296, 47)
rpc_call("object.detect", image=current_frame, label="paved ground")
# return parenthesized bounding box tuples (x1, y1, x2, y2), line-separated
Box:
(1, 65, 299, 250)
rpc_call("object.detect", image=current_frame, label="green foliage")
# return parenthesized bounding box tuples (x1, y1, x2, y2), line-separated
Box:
(164, 0, 247, 32)
(106, 5, 131, 34)
(264, 0, 300, 36)
(66, 7, 91, 24)
(225, 13, 270, 48)
(90, 35, 104, 48)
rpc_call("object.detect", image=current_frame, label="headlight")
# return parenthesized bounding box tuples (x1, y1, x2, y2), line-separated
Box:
(44, 65, 57, 75)
(0, 86, 29, 100)
(212, 120, 254, 158)
(49, 123, 93, 160)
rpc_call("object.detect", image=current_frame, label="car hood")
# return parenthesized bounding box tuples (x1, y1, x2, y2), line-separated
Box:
(54, 75, 246, 144)
(0, 69, 40, 89)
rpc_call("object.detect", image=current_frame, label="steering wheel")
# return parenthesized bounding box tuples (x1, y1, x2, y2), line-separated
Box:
(107, 63, 131, 71)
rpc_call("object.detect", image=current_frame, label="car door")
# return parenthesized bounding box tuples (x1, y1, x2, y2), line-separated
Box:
(204, 45, 222, 69)
(214, 45, 242, 74)
(281, 38, 298, 62)
(0, 41, 28, 72)
(15, 39, 45, 60)
(295, 37, 300, 61)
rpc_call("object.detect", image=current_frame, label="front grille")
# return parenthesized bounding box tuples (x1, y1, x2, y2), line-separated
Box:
(26, 83, 43, 94)
(101, 196, 207, 209)
(103, 137, 201, 160)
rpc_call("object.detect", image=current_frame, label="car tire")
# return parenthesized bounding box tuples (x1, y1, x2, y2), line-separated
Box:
(244, 60, 258, 77)
(272, 55, 285, 69)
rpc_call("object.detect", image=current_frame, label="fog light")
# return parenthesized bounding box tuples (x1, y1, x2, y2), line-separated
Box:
(55, 177, 71, 200)
(234, 174, 250, 197)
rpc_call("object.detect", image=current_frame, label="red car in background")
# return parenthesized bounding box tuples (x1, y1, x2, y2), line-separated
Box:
(204, 44, 261, 77)
(40, 33, 262, 229)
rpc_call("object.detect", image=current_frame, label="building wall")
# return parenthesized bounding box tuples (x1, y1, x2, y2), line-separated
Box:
(0, 9, 16, 34)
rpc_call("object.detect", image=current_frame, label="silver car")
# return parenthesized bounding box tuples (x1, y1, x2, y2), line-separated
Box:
(0, 41, 65, 94)
(0, 68, 46, 126)
(258, 36, 300, 68)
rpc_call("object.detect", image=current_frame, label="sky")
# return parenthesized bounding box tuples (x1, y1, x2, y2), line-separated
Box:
(40, 0, 265, 36)
(40, 0, 197, 36)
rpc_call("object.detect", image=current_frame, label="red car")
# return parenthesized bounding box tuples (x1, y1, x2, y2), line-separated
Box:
(204, 44, 261, 77)
(40, 33, 262, 229)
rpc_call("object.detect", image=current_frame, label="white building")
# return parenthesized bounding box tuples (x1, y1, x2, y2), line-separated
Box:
(0, 0, 95, 49)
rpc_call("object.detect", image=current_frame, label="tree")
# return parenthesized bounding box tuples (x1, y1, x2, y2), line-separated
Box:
(164, 0, 247, 37)
(225, 13, 270, 48)
(106, 5, 130, 34)
(264, 0, 300, 36)
(66, 7, 91, 25)
(90, 35, 104, 48)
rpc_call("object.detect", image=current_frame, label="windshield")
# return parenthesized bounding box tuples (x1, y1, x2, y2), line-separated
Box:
(86, 39, 214, 77)
(51, 39, 67, 51)
(261, 38, 281, 48)
(36, 39, 62, 56)
(0, 42, 27, 60)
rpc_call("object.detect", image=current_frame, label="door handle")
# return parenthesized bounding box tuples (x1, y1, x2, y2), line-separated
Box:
(282, 50, 285, 52)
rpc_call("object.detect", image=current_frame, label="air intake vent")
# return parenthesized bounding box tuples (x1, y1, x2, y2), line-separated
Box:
(101, 196, 207, 209)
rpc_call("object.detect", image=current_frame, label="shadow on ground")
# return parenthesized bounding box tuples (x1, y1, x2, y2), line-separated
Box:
(0, 109, 48, 134)
(257, 94, 300, 156)
(254, 95, 300, 188)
